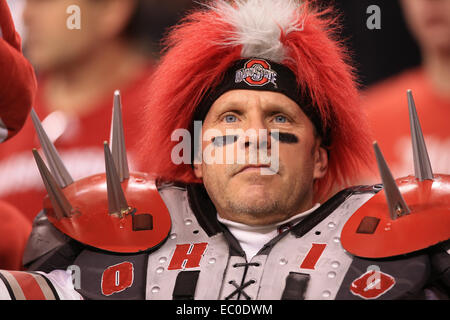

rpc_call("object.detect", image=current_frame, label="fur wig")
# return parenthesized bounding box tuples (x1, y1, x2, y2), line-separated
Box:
(136, 0, 373, 202)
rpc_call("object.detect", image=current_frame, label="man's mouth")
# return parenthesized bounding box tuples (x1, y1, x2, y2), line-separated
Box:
(236, 164, 275, 175)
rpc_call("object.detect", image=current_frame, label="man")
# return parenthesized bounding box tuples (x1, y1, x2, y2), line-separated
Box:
(0, 0, 448, 300)
(361, 0, 450, 183)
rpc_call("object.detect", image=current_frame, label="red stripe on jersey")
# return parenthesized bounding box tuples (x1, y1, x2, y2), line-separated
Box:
(300, 243, 327, 270)
(9, 271, 46, 300)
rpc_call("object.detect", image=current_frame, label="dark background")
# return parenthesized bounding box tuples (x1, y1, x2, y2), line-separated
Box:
(320, 0, 421, 88)
(142, 0, 422, 90)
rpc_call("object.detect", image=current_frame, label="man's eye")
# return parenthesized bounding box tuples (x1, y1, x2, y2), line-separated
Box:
(274, 115, 287, 123)
(224, 115, 237, 123)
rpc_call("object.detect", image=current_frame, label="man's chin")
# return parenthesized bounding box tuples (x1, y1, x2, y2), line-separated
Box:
(227, 196, 280, 218)
(236, 180, 274, 195)
(233, 186, 278, 207)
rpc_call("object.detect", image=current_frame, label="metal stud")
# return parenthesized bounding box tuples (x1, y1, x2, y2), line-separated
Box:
(407, 90, 434, 181)
(104, 141, 130, 218)
(373, 141, 411, 220)
(32, 149, 73, 219)
(109, 90, 129, 182)
(30, 109, 73, 188)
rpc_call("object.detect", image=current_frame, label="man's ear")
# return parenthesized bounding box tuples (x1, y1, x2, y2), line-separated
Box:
(313, 145, 328, 180)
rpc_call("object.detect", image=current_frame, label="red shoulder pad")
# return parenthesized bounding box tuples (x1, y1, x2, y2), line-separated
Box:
(341, 174, 450, 258)
(44, 172, 171, 254)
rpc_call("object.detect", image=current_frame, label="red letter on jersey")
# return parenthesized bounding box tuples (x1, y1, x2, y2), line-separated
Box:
(101, 262, 134, 296)
(168, 243, 208, 270)
(300, 243, 327, 270)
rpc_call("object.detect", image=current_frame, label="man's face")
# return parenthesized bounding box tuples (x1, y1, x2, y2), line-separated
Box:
(194, 90, 328, 226)
(401, 0, 450, 54)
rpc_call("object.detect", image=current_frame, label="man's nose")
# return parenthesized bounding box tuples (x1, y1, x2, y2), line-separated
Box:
(242, 113, 271, 150)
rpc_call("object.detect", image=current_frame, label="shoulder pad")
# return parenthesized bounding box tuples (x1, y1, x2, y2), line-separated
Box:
(341, 174, 450, 258)
(290, 184, 380, 239)
(44, 172, 172, 254)
(23, 211, 84, 272)
(23, 211, 69, 266)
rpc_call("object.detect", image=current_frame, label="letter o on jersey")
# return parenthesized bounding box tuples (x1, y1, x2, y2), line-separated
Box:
(101, 262, 134, 296)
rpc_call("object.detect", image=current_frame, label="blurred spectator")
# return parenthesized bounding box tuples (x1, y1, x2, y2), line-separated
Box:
(361, 0, 450, 182)
(0, 0, 37, 270)
(0, 0, 196, 222)
(6, 0, 25, 38)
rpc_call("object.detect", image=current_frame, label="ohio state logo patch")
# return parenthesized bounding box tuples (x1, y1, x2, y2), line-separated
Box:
(101, 262, 134, 296)
(235, 59, 277, 87)
(350, 268, 395, 300)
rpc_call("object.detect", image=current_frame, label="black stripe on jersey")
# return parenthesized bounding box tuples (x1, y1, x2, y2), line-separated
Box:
(30, 272, 60, 300)
(0, 271, 16, 300)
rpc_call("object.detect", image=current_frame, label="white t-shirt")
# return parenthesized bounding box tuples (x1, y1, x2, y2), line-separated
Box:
(217, 204, 321, 260)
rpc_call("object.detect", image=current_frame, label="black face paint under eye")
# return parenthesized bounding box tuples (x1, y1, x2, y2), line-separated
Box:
(211, 132, 298, 147)
(211, 135, 239, 147)
(270, 132, 299, 144)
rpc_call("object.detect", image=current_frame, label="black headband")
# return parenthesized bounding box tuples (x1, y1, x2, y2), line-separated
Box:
(193, 58, 325, 140)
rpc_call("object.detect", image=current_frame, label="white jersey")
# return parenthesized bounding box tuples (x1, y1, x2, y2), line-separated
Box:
(1, 184, 447, 300)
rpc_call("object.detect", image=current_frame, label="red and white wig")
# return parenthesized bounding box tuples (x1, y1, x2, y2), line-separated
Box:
(137, 0, 373, 202)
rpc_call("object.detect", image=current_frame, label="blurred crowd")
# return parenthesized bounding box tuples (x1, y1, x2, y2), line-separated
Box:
(361, 0, 450, 183)
(0, 0, 449, 271)
(0, 0, 197, 269)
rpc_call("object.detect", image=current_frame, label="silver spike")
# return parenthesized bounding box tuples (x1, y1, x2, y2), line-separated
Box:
(407, 90, 434, 181)
(373, 142, 411, 220)
(109, 90, 129, 182)
(104, 141, 130, 218)
(30, 109, 73, 188)
(32, 149, 73, 219)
